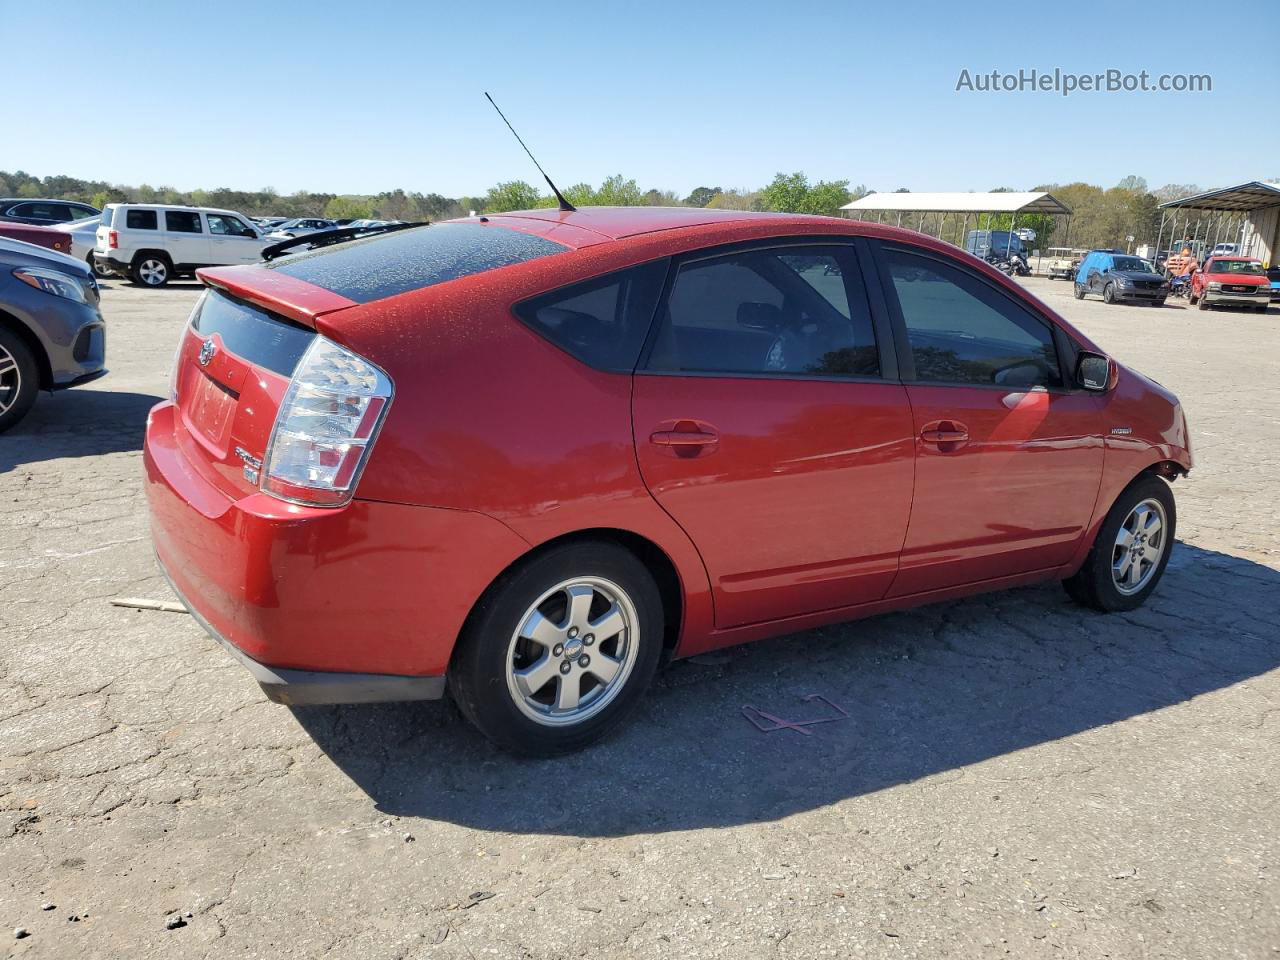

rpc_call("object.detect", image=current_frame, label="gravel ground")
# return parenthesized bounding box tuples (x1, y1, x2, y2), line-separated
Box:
(1, 276, 1277, 959)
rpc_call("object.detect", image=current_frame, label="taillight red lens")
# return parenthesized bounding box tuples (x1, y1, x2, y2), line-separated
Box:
(109, 231, 118, 249)
(260, 337, 393, 508)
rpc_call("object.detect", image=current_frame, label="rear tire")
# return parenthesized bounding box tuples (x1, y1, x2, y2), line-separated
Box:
(449, 542, 664, 756)
(1073, 283, 1086, 300)
(131, 254, 171, 287)
(1063, 474, 1176, 612)
(0, 326, 40, 433)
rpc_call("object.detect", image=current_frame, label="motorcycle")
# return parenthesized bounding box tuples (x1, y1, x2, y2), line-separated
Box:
(1168, 274, 1192, 300)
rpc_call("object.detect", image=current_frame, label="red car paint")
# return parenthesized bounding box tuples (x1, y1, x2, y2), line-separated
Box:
(0, 222, 72, 255)
(144, 208, 1192, 693)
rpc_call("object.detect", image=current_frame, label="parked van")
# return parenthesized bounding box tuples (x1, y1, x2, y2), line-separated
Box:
(94, 204, 269, 286)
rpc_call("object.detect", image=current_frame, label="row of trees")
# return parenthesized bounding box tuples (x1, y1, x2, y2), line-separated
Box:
(0, 169, 1225, 251)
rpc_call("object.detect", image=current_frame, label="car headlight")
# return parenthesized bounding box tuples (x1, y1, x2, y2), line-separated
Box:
(1115, 277, 1131, 287)
(12, 267, 89, 304)
(1208, 282, 1221, 290)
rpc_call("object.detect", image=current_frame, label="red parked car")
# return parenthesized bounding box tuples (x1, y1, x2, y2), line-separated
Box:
(144, 208, 1192, 755)
(1189, 256, 1272, 312)
(0, 222, 73, 256)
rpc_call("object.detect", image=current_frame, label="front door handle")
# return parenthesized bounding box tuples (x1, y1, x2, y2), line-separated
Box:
(920, 420, 969, 447)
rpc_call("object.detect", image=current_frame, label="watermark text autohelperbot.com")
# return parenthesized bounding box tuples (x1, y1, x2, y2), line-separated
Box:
(956, 68, 1211, 96)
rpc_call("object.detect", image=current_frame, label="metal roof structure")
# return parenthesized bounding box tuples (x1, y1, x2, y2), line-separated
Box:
(841, 191, 1071, 215)
(1158, 181, 1280, 212)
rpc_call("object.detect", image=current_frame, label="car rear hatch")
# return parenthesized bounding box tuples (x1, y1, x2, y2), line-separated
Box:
(170, 269, 357, 502)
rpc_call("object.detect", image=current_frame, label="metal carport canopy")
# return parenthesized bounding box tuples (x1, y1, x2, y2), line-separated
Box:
(1158, 181, 1280, 211)
(841, 191, 1071, 215)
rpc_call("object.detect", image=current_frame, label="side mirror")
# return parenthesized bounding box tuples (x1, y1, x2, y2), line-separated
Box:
(1077, 352, 1111, 392)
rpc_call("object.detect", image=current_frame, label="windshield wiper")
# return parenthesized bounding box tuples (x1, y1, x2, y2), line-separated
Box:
(260, 221, 428, 262)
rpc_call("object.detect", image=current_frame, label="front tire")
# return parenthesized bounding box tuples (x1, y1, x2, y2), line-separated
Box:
(1064, 474, 1176, 612)
(1103, 283, 1117, 304)
(0, 327, 40, 433)
(449, 542, 664, 756)
(1197, 295, 1208, 311)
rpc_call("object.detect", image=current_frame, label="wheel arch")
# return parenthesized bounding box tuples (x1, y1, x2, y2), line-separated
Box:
(0, 308, 53, 390)
(130, 248, 173, 267)
(459, 526, 686, 661)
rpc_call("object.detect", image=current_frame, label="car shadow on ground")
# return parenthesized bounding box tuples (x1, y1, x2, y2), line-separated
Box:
(0, 389, 163, 471)
(293, 542, 1279, 837)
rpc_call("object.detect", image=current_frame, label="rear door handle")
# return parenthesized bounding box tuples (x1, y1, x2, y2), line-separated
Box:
(650, 429, 719, 446)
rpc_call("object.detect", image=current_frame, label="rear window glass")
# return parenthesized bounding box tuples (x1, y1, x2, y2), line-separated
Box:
(268, 222, 568, 304)
(516, 260, 668, 371)
(125, 209, 157, 230)
(191, 291, 315, 377)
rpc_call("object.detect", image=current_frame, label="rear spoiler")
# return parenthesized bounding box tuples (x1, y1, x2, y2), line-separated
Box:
(196, 265, 358, 329)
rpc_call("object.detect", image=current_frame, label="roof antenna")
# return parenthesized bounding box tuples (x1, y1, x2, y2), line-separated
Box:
(484, 92, 576, 213)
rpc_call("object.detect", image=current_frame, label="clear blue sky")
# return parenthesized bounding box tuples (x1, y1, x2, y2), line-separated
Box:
(6, 0, 1277, 198)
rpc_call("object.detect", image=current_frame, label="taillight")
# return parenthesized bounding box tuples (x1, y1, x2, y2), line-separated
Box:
(260, 337, 393, 507)
(108, 230, 118, 249)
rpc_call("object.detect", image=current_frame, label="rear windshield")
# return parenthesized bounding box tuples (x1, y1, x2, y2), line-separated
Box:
(192, 290, 315, 377)
(266, 222, 568, 304)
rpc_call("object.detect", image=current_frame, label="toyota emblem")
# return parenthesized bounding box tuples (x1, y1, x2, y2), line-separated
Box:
(198, 338, 218, 367)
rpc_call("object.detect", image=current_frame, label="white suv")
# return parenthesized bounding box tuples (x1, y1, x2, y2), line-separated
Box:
(94, 204, 270, 286)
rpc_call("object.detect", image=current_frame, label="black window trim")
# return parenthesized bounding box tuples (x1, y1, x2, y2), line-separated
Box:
(634, 236, 900, 385)
(868, 238, 1078, 395)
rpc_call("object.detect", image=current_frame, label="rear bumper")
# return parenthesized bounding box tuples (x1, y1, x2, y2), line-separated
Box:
(143, 400, 531, 704)
(159, 561, 445, 705)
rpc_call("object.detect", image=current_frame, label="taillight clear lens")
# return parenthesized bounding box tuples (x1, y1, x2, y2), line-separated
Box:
(261, 337, 392, 507)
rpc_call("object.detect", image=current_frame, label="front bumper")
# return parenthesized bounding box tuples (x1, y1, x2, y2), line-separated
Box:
(1114, 285, 1168, 301)
(1202, 289, 1270, 306)
(143, 401, 530, 705)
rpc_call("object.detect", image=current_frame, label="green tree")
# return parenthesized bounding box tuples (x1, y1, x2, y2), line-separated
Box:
(483, 180, 542, 212)
(325, 195, 375, 220)
(684, 186, 721, 207)
(593, 175, 645, 206)
(760, 172, 851, 217)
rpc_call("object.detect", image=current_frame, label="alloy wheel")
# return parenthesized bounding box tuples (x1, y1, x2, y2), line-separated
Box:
(0, 342, 20, 416)
(505, 576, 639, 727)
(1111, 497, 1167, 595)
(139, 259, 168, 285)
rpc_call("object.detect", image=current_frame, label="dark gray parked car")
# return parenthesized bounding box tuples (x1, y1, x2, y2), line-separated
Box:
(0, 237, 106, 432)
(0, 198, 100, 226)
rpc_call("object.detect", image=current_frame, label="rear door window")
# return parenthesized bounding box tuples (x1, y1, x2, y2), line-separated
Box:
(165, 211, 203, 233)
(645, 245, 880, 378)
(516, 260, 668, 371)
(125, 209, 158, 230)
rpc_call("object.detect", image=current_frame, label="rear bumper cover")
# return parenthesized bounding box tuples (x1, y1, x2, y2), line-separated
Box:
(143, 400, 531, 705)
(160, 561, 446, 705)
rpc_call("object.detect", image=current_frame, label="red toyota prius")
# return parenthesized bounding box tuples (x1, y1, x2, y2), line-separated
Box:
(144, 208, 1192, 755)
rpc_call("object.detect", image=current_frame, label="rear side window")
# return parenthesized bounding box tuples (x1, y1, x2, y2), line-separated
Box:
(516, 260, 668, 371)
(191, 291, 315, 377)
(125, 209, 157, 230)
(268, 223, 568, 304)
(166, 211, 202, 233)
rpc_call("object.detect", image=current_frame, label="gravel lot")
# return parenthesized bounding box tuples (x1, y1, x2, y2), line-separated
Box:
(2, 276, 1277, 959)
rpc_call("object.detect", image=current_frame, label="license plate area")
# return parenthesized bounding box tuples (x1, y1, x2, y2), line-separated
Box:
(185, 372, 240, 454)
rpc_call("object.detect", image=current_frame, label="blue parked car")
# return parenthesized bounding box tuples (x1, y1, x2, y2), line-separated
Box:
(1074, 250, 1170, 306)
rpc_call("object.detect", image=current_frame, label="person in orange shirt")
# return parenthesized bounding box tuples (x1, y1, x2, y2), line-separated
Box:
(1166, 245, 1199, 278)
